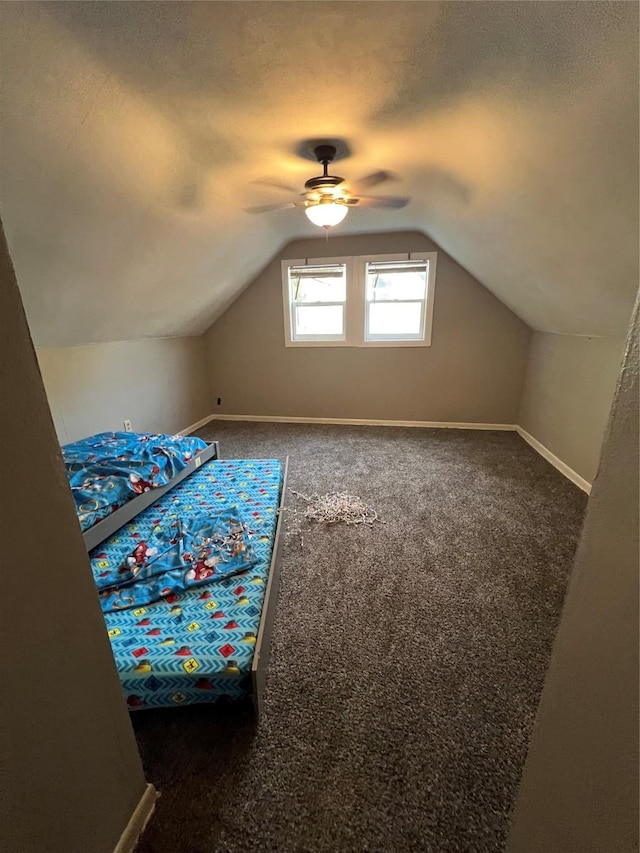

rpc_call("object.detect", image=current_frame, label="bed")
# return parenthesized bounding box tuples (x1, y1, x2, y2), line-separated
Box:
(63, 431, 219, 551)
(85, 454, 288, 718)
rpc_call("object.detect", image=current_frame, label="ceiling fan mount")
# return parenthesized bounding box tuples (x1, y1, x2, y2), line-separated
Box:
(296, 137, 351, 163)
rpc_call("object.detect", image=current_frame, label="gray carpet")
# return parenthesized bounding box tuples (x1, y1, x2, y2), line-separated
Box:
(135, 422, 587, 853)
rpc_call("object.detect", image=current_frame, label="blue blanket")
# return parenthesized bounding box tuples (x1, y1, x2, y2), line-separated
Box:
(99, 459, 282, 709)
(95, 507, 259, 612)
(63, 431, 208, 531)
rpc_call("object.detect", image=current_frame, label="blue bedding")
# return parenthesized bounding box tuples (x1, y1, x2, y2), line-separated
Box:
(95, 458, 283, 708)
(96, 508, 259, 613)
(63, 432, 207, 532)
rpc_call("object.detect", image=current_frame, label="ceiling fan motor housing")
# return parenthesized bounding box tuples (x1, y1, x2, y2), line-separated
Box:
(305, 174, 344, 191)
(305, 144, 345, 193)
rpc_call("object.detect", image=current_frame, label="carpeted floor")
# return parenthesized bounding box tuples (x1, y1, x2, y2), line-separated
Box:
(135, 422, 587, 853)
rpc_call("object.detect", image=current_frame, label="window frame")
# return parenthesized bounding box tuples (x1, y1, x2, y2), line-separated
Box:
(282, 251, 437, 348)
(282, 257, 353, 347)
(358, 253, 437, 347)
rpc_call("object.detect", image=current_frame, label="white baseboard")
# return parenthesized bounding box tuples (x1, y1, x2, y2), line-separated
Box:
(180, 412, 591, 494)
(113, 783, 157, 853)
(177, 413, 217, 436)
(203, 413, 518, 431)
(516, 427, 591, 494)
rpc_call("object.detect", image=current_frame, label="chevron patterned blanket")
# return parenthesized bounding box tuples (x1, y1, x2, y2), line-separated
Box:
(94, 458, 282, 709)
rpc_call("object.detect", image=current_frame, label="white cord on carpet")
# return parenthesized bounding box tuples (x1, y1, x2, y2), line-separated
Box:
(287, 488, 383, 526)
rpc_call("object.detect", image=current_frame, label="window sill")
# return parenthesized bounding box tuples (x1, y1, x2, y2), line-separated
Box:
(285, 339, 432, 348)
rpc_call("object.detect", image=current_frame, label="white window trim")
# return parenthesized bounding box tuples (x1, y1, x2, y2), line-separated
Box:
(282, 251, 437, 348)
(282, 257, 353, 347)
(359, 252, 437, 348)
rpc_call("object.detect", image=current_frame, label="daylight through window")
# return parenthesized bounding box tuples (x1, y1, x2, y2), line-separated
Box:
(287, 263, 347, 342)
(282, 252, 436, 347)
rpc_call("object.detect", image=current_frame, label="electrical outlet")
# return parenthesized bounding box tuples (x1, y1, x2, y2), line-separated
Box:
(123, 419, 132, 432)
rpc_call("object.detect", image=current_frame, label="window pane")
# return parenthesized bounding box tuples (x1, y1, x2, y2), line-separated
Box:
(366, 265, 427, 302)
(295, 305, 344, 337)
(367, 302, 422, 337)
(290, 266, 346, 303)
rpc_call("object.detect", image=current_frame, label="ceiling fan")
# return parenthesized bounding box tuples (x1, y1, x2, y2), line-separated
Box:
(245, 144, 410, 230)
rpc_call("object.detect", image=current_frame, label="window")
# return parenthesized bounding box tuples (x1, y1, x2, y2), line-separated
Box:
(285, 261, 347, 343)
(365, 259, 429, 342)
(282, 252, 436, 347)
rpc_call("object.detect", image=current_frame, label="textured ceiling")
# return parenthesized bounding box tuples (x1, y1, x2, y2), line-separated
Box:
(1, 1, 638, 347)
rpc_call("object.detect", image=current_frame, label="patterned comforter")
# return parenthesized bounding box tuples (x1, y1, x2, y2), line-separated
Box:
(63, 431, 207, 531)
(94, 458, 283, 708)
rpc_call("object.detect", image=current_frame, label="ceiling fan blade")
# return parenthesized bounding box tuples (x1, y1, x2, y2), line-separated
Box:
(350, 195, 410, 209)
(348, 170, 396, 194)
(244, 201, 302, 214)
(250, 176, 301, 194)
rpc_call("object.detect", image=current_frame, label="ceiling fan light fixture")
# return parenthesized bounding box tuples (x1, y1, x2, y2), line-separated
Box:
(246, 141, 409, 221)
(305, 199, 348, 229)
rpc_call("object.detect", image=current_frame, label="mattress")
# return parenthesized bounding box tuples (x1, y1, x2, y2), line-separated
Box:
(93, 458, 283, 709)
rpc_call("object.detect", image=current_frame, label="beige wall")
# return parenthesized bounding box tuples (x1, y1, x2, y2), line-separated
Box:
(204, 231, 531, 424)
(0, 221, 150, 852)
(37, 336, 213, 444)
(519, 332, 626, 483)
(508, 296, 639, 853)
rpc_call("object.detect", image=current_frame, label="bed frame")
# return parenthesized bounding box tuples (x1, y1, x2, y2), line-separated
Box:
(82, 440, 220, 551)
(251, 455, 289, 720)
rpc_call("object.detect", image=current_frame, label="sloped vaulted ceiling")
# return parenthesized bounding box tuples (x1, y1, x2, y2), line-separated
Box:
(0, 1, 638, 347)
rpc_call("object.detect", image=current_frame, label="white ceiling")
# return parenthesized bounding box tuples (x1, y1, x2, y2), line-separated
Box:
(1, 1, 637, 347)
